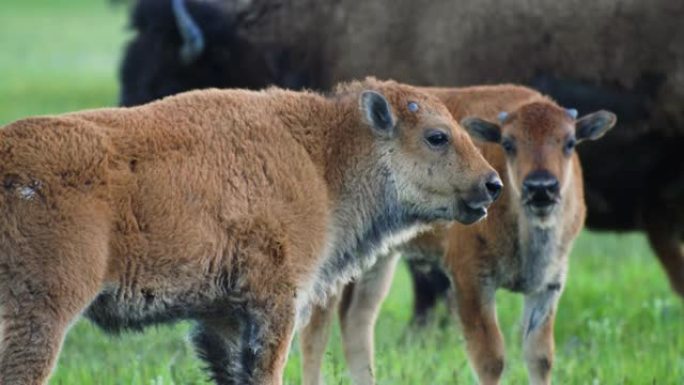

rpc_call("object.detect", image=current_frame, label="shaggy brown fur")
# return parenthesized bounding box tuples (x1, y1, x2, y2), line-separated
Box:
(299, 85, 616, 385)
(0, 78, 500, 385)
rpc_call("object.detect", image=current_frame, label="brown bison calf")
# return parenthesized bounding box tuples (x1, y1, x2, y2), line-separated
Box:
(0, 79, 500, 385)
(300, 85, 616, 385)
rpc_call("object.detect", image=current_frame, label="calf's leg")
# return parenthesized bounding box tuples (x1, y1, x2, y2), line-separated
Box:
(522, 284, 563, 385)
(0, 205, 108, 384)
(338, 252, 399, 385)
(406, 258, 451, 326)
(300, 295, 339, 385)
(194, 299, 296, 385)
(192, 316, 246, 385)
(247, 301, 296, 385)
(452, 278, 504, 385)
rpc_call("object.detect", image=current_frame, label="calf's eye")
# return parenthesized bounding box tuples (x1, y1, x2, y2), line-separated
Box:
(502, 139, 516, 155)
(424, 129, 450, 148)
(564, 138, 576, 154)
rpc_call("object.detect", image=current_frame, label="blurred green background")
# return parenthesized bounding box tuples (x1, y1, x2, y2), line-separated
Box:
(0, 0, 682, 384)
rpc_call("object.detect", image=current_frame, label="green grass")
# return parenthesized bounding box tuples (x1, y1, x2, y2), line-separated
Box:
(0, 0, 127, 124)
(1, 1, 682, 384)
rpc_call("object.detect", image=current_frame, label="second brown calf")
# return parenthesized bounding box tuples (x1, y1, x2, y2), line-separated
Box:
(300, 84, 617, 385)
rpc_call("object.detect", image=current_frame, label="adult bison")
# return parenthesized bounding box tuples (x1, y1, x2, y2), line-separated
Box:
(118, 0, 311, 106)
(119, 0, 684, 301)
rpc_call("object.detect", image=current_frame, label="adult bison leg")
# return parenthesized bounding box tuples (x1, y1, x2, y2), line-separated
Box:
(338, 252, 399, 385)
(300, 294, 339, 385)
(645, 212, 684, 298)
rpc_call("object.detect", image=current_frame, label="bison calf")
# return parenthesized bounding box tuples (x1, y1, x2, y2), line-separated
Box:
(300, 85, 616, 385)
(0, 78, 500, 385)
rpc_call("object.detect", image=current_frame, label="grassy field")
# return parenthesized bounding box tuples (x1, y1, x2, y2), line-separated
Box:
(0, 1, 682, 384)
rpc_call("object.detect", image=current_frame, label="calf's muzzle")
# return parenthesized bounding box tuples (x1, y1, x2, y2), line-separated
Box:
(460, 172, 503, 224)
(522, 170, 560, 213)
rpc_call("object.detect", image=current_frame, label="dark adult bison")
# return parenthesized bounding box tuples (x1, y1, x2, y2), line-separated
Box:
(119, 0, 684, 305)
(118, 0, 311, 106)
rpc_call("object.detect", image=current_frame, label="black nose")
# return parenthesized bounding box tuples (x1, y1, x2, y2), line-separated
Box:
(485, 173, 503, 202)
(522, 170, 559, 203)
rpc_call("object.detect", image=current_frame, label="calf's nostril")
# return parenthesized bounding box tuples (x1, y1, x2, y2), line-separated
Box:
(523, 178, 559, 194)
(548, 180, 560, 193)
(466, 174, 503, 210)
(485, 178, 503, 201)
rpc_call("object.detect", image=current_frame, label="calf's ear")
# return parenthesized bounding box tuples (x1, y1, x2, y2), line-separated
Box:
(461, 117, 501, 143)
(576, 110, 617, 142)
(360, 91, 396, 138)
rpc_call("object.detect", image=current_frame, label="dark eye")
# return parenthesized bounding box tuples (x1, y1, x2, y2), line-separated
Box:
(424, 129, 450, 148)
(564, 138, 576, 154)
(502, 138, 516, 155)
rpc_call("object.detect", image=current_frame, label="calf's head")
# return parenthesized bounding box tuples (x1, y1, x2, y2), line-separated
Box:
(355, 81, 502, 225)
(462, 102, 616, 220)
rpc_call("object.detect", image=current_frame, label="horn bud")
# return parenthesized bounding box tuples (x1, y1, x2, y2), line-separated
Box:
(497, 111, 509, 123)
